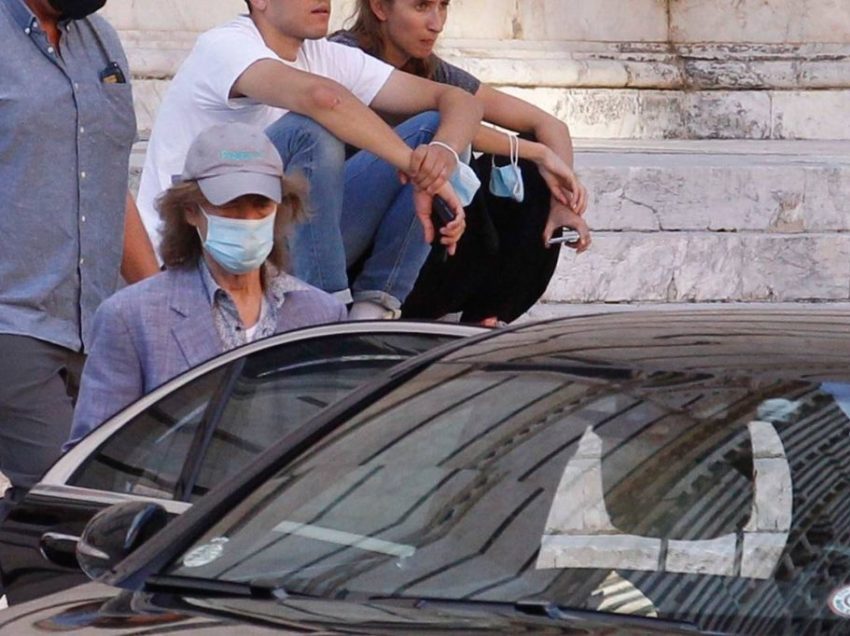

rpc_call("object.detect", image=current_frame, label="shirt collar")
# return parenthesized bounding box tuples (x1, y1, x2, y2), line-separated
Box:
(6, 0, 38, 33)
(197, 259, 309, 308)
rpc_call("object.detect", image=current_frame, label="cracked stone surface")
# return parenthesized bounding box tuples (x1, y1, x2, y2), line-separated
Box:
(545, 232, 850, 303)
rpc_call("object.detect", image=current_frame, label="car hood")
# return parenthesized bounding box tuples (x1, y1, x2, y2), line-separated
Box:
(0, 583, 708, 635)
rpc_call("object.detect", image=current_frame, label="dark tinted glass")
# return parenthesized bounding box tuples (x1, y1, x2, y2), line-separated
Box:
(170, 362, 850, 634)
(188, 333, 460, 501)
(71, 332, 461, 502)
(71, 367, 226, 499)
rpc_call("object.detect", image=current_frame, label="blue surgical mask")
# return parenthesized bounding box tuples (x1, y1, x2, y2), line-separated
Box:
(197, 205, 276, 274)
(448, 159, 481, 208)
(489, 132, 525, 202)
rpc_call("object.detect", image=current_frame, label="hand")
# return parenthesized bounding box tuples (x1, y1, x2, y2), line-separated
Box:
(543, 199, 591, 254)
(413, 182, 466, 256)
(537, 148, 589, 216)
(406, 143, 457, 195)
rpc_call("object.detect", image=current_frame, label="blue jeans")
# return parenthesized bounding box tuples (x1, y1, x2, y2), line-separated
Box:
(265, 111, 439, 312)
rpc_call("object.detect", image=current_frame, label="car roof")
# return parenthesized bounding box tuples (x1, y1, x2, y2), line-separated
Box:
(441, 307, 850, 380)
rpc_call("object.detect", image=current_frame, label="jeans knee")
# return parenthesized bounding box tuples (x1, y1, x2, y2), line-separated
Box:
(399, 110, 440, 147)
(266, 113, 345, 168)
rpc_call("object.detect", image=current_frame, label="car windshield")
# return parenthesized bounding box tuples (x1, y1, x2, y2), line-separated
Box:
(167, 355, 850, 633)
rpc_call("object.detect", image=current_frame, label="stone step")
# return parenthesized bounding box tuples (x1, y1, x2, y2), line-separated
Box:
(131, 79, 850, 141)
(130, 140, 850, 305)
(544, 139, 850, 304)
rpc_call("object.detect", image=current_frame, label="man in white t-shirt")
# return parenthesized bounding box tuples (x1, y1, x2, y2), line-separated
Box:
(137, 0, 482, 319)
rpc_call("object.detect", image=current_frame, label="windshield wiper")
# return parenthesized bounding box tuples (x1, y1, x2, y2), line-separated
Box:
(365, 595, 721, 635)
(146, 574, 269, 599)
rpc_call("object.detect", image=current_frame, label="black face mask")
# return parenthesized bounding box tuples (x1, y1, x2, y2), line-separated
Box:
(47, 0, 107, 20)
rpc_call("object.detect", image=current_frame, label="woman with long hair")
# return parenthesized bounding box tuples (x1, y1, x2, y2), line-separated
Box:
(332, 0, 590, 325)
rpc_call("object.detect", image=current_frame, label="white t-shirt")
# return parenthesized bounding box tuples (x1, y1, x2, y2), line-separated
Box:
(137, 15, 394, 251)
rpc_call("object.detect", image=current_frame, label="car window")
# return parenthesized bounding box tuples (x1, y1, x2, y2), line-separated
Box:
(70, 367, 226, 500)
(68, 332, 462, 502)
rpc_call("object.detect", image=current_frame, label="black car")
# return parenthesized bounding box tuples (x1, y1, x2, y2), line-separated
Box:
(0, 321, 483, 604)
(2, 308, 850, 635)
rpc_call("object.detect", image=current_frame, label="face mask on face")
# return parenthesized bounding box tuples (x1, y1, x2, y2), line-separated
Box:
(489, 132, 525, 203)
(47, 0, 107, 20)
(197, 206, 276, 275)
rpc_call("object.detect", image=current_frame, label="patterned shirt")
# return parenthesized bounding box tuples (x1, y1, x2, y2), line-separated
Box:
(198, 259, 310, 349)
(0, 0, 136, 352)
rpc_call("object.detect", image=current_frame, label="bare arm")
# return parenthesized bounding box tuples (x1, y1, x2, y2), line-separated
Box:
(473, 85, 589, 246)
(233, 60, 415, 170)
(475, 85, 574, 167)
(371, 69, 484, 183)
(121, 192, 159, 284)
(233, 61, 475, 252)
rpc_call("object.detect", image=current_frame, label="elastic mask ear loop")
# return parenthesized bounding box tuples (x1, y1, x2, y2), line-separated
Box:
(509, 133, 521, 198)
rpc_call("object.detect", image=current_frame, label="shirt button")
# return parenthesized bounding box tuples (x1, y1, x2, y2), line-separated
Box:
(74, 82, 80, 91)
(47, 46, 55, 54)
(81, 215, 87, 223)
(79, 258, 85, 266)
(79, 126, 85, 134)
(80, 171, 87, 179)
(24, 27, 31, 35)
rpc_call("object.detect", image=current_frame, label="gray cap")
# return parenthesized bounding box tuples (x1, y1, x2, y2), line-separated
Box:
(176, 123, 283, 205)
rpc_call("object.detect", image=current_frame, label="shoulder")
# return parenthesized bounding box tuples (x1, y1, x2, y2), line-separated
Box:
(302, 37, 371, 63)
(327, 30, 359, 48)
(432, 55, 481, 94)
(96, 269, 175, 318)
(86, 14, 126, 56)
(277, 276, 346, 321)
(86, 13, 120, 41)
(196, 15, 259, 50)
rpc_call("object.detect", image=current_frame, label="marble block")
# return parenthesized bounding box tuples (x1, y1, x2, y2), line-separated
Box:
(544, 233, 850, 303)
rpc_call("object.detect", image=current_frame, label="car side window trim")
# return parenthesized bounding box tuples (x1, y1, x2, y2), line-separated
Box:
(175, 359, 247, 502)
(27, 483, 191, 516)
(40, 323, 485, 488)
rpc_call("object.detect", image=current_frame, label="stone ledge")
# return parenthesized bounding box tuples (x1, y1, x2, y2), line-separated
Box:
(131, 78, 850, 140)
(441, 41, 850, 90)
(503, 87, 850, 140)
(575, 140, 850, 232)
(120, 33, 850, 92)
(522, 300, 850, 322)
(544, 233, 850, 303)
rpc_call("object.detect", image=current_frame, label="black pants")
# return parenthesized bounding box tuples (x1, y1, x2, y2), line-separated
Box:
(0, 336, 83, 522)
(402, 152, 560, 323)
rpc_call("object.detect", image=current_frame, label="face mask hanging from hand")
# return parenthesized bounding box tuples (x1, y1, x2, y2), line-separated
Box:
(197, 206, 276, 275)
(48, 0, 107, 20)
(448, 160, 482, 208)
(431, 142, 480, 208)
(489, 132, 525, 203)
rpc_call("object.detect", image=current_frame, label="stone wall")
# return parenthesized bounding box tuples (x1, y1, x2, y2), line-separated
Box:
(103, 1, 850, 139)
(110, 1, 850, 306)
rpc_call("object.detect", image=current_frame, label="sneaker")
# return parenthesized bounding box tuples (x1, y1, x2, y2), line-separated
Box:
(347, 301, 398, 321)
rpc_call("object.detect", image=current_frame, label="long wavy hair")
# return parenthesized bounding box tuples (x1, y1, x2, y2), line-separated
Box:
(156, 175, 308, 272)
(346, 0, 438, 79)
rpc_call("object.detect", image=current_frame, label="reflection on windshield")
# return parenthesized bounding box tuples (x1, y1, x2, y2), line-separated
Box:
(170, 363, 850, 634)
(537, 420, 792, 579)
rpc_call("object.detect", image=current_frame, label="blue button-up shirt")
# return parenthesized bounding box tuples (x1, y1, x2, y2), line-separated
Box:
(0, 0, 136, 352)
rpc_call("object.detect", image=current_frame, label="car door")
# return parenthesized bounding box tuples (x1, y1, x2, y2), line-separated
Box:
(0, 322, 482, 604)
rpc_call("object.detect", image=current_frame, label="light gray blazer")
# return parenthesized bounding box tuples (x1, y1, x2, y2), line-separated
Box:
(67, 264, 346, 447)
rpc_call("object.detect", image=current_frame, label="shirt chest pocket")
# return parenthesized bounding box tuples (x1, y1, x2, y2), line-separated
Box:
(94, 80, 137, 149)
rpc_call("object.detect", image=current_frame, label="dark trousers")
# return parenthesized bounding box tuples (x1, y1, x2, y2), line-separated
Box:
(0, 335, 84, 525)
(402, 152, 561, 323)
